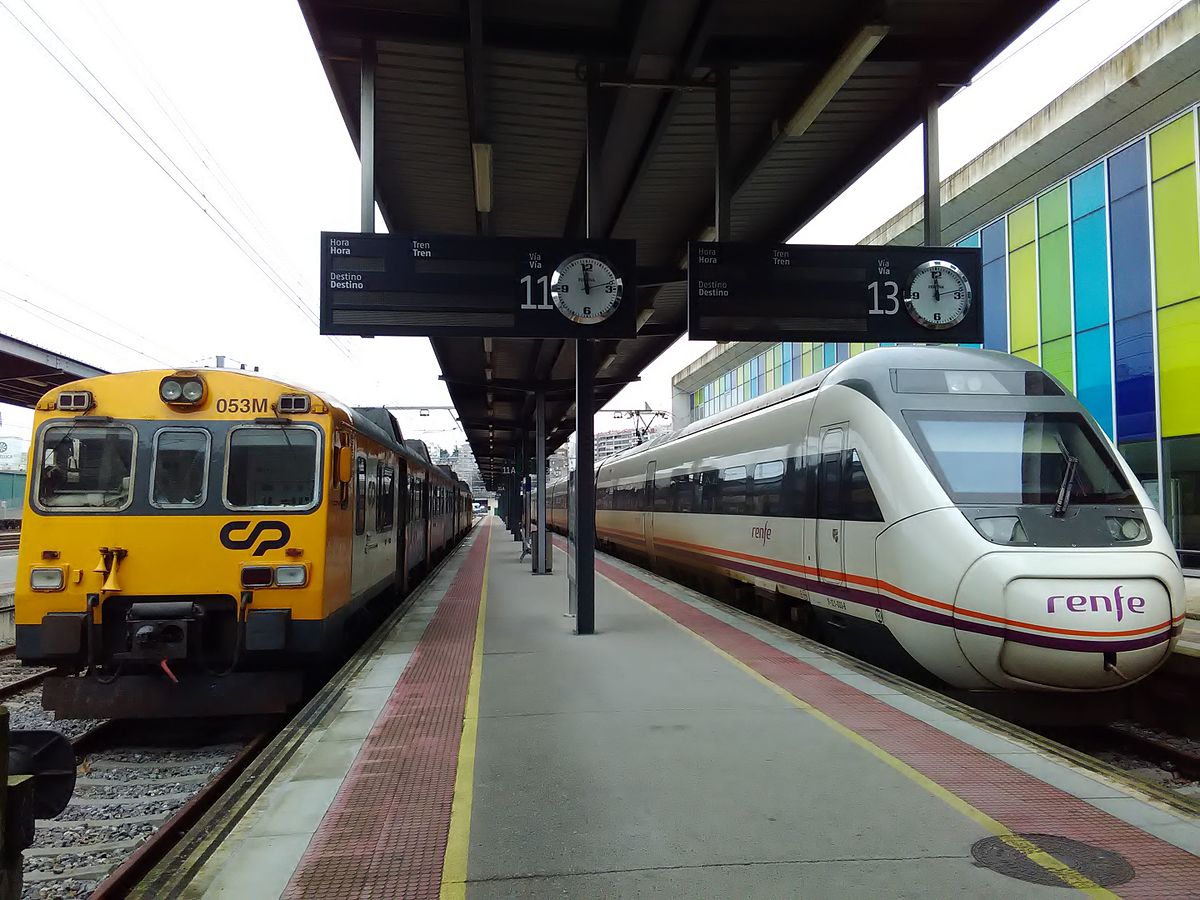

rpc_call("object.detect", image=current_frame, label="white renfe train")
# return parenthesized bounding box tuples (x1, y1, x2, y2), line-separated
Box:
(546, 347, 1185, 692)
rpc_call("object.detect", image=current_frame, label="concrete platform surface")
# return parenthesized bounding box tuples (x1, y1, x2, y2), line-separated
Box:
(148, 518, 1200, 898)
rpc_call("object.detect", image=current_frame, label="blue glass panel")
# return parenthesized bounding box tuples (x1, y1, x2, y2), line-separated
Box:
(1072, 209, 1110, 332)
(981, 257, 1008, 351)
(1071, 163, 1106, 218)
(757, 375, 765, 395)
(1075, 325, 1114, 437)
(1113, 312, 1156, 442)
(956, 232, 981, 248)
(836, 342, 849, 361)
(783, 356, 792, 382)
(1108, 139, 1147, 202)
(823, 343, 836, 367)
(1109, 184, 1152, 323)
(981, 219, 1006, 264)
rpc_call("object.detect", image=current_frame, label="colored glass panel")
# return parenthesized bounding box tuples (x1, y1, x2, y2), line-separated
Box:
(1008, 202, 1036, 249)
(980, 220, 1008, 351)
(1071, 209, 1109, 332)
(1037, 183, 1069, 235)
(1013, 347, 1038, 364)
(956, 232, 981, 248)
(802, 348, 813, 376)
(1075, 326, 1114, 437)
(836, 342, 849, 361)
(1038, 226, 1071, 340)
(1150, 113, 1195, 179)
(824, 343, 835, 367)
(1040, 336, 1073, 391)
(1070, 163, 1106, 217)
(1008, 243, 1038, 354)
(1108, 143, 1156, 444)
(1151, 167, 1200, 309)
(850, 342, 864, 356)
(1159, 298, 1200, 438)
(1113, 313, 1156, 442)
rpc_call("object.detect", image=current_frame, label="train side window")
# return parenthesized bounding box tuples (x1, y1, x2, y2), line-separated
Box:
(751, 460, 785, 515)
(719, 465, 748, 515)
(378, 466, 395, 530)
(671, 473, 696, 513)
(150, 428, 210, 509)
(783, 457, 810, 518)
(354, 457, 367, 534)
(845, 450, 883, 522)
(697, 469, 720, 512)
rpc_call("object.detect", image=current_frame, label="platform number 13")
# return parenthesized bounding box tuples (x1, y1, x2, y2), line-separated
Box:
(868, 280, 900, 315)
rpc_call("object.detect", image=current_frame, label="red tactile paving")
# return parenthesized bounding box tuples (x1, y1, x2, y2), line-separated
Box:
(587, 548, 1200, 897)
(282, 527, 489, 900)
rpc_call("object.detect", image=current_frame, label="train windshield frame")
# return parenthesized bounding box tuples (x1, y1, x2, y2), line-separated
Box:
(34, 422, 137, 512)
(903, 410, 1137, 506)
(150, 427, 211, 509)
(223, 424, 322, 512)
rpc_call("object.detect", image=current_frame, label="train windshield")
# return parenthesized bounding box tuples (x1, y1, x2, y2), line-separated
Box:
(37, 424, 135, 510)
(151, 429, 210, 508)
(225, 426, 320, 510)
(904, 410, 1136, 506)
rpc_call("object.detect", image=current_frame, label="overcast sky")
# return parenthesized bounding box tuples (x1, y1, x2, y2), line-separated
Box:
(0, 0, 1187, 451)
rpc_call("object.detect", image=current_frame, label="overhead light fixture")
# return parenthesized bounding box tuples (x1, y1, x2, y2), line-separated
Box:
(600, 352, 618, 371)
(419, 408, 430, 417)
(472, 142, 493, 213)
(485, 367, 493, 380)
(782, 24, 889, 139)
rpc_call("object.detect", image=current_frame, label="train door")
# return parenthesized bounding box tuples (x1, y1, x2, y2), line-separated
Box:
(397, 461, 409, 594)
(644, 461, 656, 562)
(816, 426, 846, 587)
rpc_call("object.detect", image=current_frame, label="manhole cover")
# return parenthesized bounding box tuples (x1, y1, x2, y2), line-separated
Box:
(971, 833, 1134, 888)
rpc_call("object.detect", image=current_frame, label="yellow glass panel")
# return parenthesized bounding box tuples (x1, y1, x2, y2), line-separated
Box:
(1159, 298, 1200, 437)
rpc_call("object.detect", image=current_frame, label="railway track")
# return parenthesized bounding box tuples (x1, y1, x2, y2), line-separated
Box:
(0, 532, 20, 552)
(24, 718, 273, 899)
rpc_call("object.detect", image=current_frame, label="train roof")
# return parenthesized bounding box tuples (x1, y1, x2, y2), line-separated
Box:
(605, 346, 1049, 462)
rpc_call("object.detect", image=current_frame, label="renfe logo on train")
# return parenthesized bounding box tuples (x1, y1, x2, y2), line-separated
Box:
(751, 522, 772, 546)
(1046, 586, 1146, 622)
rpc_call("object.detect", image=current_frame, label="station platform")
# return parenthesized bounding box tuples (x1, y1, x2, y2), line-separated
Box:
(139, 517, 1200, 898)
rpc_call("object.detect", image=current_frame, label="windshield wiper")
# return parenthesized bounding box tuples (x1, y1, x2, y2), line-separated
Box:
(1053, 435, 1078, 517)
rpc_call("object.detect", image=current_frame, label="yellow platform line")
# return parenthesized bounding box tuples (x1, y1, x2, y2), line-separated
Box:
(440, 523, 492, 900)
(601, 569, 1116, 898)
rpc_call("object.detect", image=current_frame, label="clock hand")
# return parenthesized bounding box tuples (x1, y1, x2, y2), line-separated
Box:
(582, 267, 592, 295)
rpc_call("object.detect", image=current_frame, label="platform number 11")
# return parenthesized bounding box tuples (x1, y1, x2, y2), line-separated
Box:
(868, 280, 900, 315)
(520, 275, 554, 310)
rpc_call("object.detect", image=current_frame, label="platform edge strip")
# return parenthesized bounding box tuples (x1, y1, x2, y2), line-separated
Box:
(597, 563, 1118, 897)
(440, 522, 492, 899)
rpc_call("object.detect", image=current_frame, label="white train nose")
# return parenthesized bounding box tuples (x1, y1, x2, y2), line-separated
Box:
(955, 552, 1182, 690)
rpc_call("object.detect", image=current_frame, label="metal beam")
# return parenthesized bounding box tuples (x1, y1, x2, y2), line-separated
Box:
(359, 39, 376, 233)
(464, 0, 491, 234)
(534, 391, 549, 575)
(922, 84, 941, 246)
(714, 63, 731, 240)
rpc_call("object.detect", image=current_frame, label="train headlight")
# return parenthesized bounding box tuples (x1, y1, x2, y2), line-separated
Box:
(240, 566, 273, 588)
(160, 380, 183, 402)
(974, 516, 1028, 545)
(30, 568, 65, 591)
(1107, 516, 1147, 542)
(181, 379, 205, 402)
(160, 373, 205, 405)
(274, 565, 308, 587)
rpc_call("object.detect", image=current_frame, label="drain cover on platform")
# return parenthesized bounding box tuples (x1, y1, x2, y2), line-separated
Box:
(970, 833, 1135, 888)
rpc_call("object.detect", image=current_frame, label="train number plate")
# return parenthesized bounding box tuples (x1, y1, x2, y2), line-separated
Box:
(215, 398, 269, 414)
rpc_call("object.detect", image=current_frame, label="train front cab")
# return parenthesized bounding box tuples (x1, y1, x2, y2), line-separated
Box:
(837, 356, 1186, 692)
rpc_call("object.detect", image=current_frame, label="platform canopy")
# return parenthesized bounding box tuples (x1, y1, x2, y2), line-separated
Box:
(0, 332, 107, 408)
(300, 0, 1052, 488)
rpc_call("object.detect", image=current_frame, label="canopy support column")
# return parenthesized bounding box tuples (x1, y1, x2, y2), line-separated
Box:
(534, 391, 549, 574)
(922, 86, 940, 246)
(360, 39, 376, 233)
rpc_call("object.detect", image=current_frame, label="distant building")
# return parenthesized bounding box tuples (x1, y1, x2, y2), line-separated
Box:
(449, 443, 488, 498)
(595, 428, 658, 460)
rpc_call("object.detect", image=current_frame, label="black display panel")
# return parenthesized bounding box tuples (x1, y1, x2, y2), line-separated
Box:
(687, 242, 984, 343)
(321, 232, 638, 338)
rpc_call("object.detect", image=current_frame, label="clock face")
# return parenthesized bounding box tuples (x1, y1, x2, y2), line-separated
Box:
(549, 253, 623, 325)
(905, 260, 972, 330)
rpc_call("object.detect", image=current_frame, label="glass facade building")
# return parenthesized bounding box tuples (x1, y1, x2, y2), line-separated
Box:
(685, 104, 1200, 567)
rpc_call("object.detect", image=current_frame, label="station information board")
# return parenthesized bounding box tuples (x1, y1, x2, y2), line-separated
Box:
(687, 242, 984, 343)
(321, 232, 638, 338)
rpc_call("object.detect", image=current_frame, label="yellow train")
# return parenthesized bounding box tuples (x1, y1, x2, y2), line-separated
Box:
(15, 368, 473, 718)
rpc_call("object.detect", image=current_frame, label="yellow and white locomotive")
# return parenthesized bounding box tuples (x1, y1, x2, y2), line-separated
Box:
(15, 368, 472, 718)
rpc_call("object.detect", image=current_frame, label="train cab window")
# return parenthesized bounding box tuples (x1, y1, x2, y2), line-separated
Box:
(903, 410, 1136, 506)
(226, 426, 320, 511)
(845, 450, 883, 521)
(37, 424, 136, 511)
(151, 429, 209, 508)
(354, 457, 366, 534)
